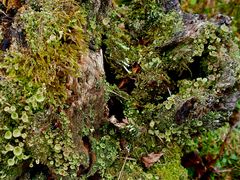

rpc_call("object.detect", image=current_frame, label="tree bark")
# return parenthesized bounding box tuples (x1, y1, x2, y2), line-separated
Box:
(0, 0, 239, 179)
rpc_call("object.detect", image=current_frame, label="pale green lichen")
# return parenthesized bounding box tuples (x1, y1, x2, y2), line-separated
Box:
(89, 135, 120, 176)
(0, 0, 89, 177)
(102, 0, 240, 179)
(0, 0, 239, 178)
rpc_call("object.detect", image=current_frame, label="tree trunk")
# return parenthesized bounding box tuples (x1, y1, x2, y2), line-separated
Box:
(0, 0, 239, 179)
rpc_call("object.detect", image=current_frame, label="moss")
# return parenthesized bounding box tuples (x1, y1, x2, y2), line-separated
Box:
(106, 4, 240, 146)
(102, 0, 240, 178)
(2, 0, 88, 103)
(184, 124, 240, 178)
(0, 78, 85, 178)
(103, 1, 183, 80)
(0, 0, 240, 178)
(104, 160, 154, 179)
(0, 0, 90, 178)
(103, 145, 187, 180)
(150, 145, 188, 180)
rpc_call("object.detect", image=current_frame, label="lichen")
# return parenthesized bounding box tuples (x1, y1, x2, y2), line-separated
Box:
(102, 0, 240, 178)
(89, 135, 120, 176)
(0, 0, 240, 178)
(0, 0, 89, 178)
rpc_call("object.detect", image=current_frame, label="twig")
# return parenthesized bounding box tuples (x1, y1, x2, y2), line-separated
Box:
(107, 89, 128, 100)
(167, 87, 172, 96)
(214, 168, 232, 173)
(0, 10, 11, 18)
(117, 149, 129, 180)
(118, 157, 136, 161)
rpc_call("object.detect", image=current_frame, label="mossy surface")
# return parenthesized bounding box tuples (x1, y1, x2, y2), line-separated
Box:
(102, 0, 240, 179)
(0, 0, 89, 178)
(0, 0, 240, 179)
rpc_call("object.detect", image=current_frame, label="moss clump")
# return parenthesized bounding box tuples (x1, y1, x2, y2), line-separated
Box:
(2, 0, 88, 103)
(103, 0, 183, 80)
(102, 0, 240, 178)
(104, 161, 155, 179)
(0, 0, 89, 178)
(0, 80, 43, 178)
(103, 145, 187, 180)
(184, 124, 240, 179)
(0, 0, 240, 178)
(104, 0, 240, 145)
(150, 145, 188, 180)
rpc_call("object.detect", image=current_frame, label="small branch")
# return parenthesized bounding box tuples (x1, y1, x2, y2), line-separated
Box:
(118, 157, 136, 161)
(107, 89, 128, 100)
(214, 168, 232, 173)
(118, 149, 130, 180)
(0, 9, 9, 17)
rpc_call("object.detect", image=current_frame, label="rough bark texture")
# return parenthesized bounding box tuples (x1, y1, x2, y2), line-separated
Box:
(0, 0, 239, 179)
(65, 49, 106, 172)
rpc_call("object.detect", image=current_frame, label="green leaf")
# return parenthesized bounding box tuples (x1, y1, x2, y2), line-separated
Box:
(5, 143, 14, 151)
(11, 112, 18, 120)
(35, 93, 45, 102)
(21, 111, 29, 123)
(54, 144, 62, 152)
(222, 157, 227, 164)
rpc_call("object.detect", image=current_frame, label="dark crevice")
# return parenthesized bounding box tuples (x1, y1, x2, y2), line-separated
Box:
(78, 136, 93, 177)
(88, 172, 101, 180)
(17, 163, 55, 180)
(29, 164, 52, 179)
(103, 58, 118, 84)
(175, 97, 198, 124)
(190, 56, 208, 79)
(181, 151, 208, 179)
(102, 39, 118, 85)
(0, 16, 12, 51)
(167, 57, 208, 82)
(102, 39, 126, 120)
(118, 77, 136, 94)
(0, 5, 21, 51)
(1, 38, 11, 51)
(107, 96, 125, 120)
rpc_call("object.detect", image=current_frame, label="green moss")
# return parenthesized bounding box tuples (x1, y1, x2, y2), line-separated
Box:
(0, 0, 89, 177)
(185, 124, 240, 178)
(0, 78, 84, 177)
(104, 1, 183, 80)
(0, 0, 239, 178)
(103, 145, 187, 180)
(150, 146, 188, 180)
(104, 161, 154, 179)
(102, 0, 240, 178)
(2, 0, 88, 103)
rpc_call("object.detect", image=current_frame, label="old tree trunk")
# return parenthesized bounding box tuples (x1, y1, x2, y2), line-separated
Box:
(0, 0, 240, 179)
